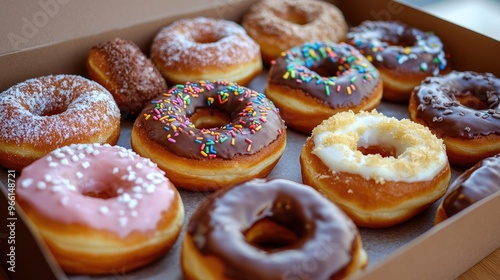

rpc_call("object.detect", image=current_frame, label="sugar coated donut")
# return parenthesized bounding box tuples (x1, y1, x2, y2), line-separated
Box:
(16, 143, 184, 274)
(409, 71, 500, 166)
(266, 42, 382, 133)
(300, 110, 451, 228)
(182, 178, 367, 280)
(131, 80, 286, 191)
(0, 75, 120, 171)
(435, 153, 500, 224)
(150, 17, 262, 86)
(242, 0, 347, 63)
(347, 21, 449, 102)
(86, 38, 168, 115)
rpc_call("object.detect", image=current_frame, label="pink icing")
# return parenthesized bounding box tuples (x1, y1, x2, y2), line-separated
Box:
(16, 143, 176, 238)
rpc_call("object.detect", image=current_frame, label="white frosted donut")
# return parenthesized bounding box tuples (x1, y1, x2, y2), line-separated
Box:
(16, 143, 184, 274)
(300, 110, 451, 227)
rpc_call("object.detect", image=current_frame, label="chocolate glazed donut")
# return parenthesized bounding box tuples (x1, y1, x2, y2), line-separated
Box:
(435, 153, 500, 224)
(409, 71, 500, 166)
(181, 179, 368, 280)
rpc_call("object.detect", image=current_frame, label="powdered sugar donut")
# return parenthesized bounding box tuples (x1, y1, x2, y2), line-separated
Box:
(0, 75, 120, 171)
(16, 144, 184, 274)
(151, 17, 262, 85)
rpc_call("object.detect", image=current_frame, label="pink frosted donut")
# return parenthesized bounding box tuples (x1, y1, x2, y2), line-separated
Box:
(16, 143, 184, 275)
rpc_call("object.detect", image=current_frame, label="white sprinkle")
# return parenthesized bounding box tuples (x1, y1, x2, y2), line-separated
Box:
(128, 199, 138, 209)
(99, 206, 109, 214)
(76, 172, 84, 179)
(131, 210, 138, 217)
(49, 162, 58, 168)
(36, 181, 46, 190)
(119, 152, 129, 158)
(146, 185, 155, 193)
(61, 158, 69, 165)
(71, 155, 79, 162)
(117, 188, 124, 194)
(347, 189, 353, 194)
(44, 174, 52, 182)
(55, 152, 65, 159)
(132, 186, 142, 193)
(78, 153, 85, 159)
(66, 184, 77, 192)
(21, 178, 33, 188)
(85, 146, 94, 154)
(92, 150, 100, 156)
(153, 178, 165, 184)
(103, 143, 111, 147)
(60, 196, 69, 206)
(134, 178, 144, 185)
(168, 189, 175, 196)
(147, 161, 156, 167)
(126, 165, 133, 172)
(112, 167, 119, 174)
(134, 193, 143, 199)
(52, 186, 61, 192)
(77, 145, 86, 150)
(45, 155, 53, 162)
(119, 217, 128, 227)
(135, 162, 143, 169)
(121, 193, 131, 202)
(82, 162, 90, 169)
(127, 172, 136, 181)
(146, 173, 156, 181)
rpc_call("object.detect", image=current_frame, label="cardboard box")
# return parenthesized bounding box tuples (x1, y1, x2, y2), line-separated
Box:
(1, 0, 499, 279)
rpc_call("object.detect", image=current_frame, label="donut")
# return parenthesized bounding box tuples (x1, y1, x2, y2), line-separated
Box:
(86, 38, 168, 115)
(16, 143, 184, 274)
(0, 75, 120, 171)
(242, 0, 347, 64)
(300, 110, 451, 228)
(131, 80, 286, 191)
(409, 71, 500, 166)
(347, 20, 449, 102)
(266, 42, 383, 133)
(150, 17, 262, 86)
(181, 178, 368, 280)
(435, 153, 500, 224)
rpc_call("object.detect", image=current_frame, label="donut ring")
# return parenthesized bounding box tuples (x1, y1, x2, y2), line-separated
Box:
(131, 80, 286, 191)
(347, 21, 449, 102)
(242, 0, 347, 63)
(150, 17, 262, 86)
(266, 42, 383, 133)
(435, 153, 500, 224)
(86, 38, 168, 115)
(409, 71, 500, 166)
(300, 110, 451, 228)
(0, 75, 120, 171)
(16, 144, 184, 274)
(181, 178, 367, 280)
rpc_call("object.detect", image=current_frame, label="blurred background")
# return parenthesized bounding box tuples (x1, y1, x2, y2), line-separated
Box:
(400, 0, 500, 40)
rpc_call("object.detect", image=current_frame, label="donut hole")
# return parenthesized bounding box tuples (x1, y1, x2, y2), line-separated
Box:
(39, 107, 67, 116)
(358, 145, 398, 158)
(191, 32, 223, 44)
(243, 217, 300, 252)
(82, 188, 119, 199)
(308, 59, 347, 78)
(190, 108, 231, 129)
(454, 91, 490, 110)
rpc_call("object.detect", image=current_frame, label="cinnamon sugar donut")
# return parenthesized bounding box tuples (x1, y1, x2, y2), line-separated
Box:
(16, 144, 184, 274)
(0, 75, 120, 171)
(300, 110, 451, 228)
(242, 0, 347, 63)
(86, 38, 168, 115)
(150, 17, 262, 86)
(409, 71, 500, 166)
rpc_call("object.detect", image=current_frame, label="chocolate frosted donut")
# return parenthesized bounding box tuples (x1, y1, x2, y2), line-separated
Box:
(435, 153, 500, 224)
(131, 80, 286, 191)
(409, 71, 500, 166)
(266, 42, 382, 133)
(347, 20, 449, 102)
(181, 178, 367, 280)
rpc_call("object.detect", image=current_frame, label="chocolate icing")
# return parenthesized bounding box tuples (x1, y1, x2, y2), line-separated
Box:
(347, 21, 448, 76)
(268, 42, 381, 109)
(442, 154, 500, 217)
(411, 71, 500, 138)
(135, 81, 285, 159)
(187, 178, 358, 280)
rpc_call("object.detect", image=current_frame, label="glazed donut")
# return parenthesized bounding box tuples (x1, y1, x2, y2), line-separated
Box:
(182, 178, 367, 280)
(131, 80, 286, 191)
(435, 153, 500, 224)
(0, 75, 120, 171)
(409, 71, 500, 166)
(86, 38, 168, 115)
(16, 143, 184, 274)
(242, 0, 347, 64)
(347, 20, 449, 102)
(300, 110, 451, 228)
(266, 42, 383, 133)
(150, 17, 262, 86)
